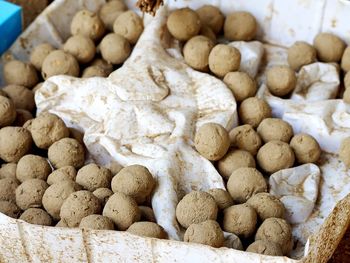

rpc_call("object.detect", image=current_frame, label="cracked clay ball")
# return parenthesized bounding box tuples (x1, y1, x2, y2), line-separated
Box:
(70, 9, 105, 41)
(15, 179, 48, 210)
(76, 163, 113, 192)
(184, 220, 224, 248)
(247, 193, 285, 220)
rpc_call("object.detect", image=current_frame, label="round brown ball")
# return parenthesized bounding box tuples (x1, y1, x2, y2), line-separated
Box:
(48, 138, 85, 169)
(239, 97, 272, 128)
(224, 12, 257, 41)
(0, 163, 17, 180)
(223, 204, 257, 238)
(194, 123, 230, 161)
(76, 163, 112, 192)
(196, 5, 224, 34)
(266, 66, 297, 97)
(79, 214, 115, 230)
(255, 217, 293, 255)
(247, 193, 285, 220)
(3, 60, 38, 88)
(30, 43, 56, 71)
(227, 167, 267, 203)
(31, 112, 70, 149)
(290, 134, 321, 164)
(113, 11, 143, 44)
(93, 187, 113, 206)
(287, 41, 317, 71)
(139, 206, 156, 222)
(100, 33, 131, 64)
(314, 33, 346, 63)
(15, 179, 48, 210)
(0, 178, 19, 202)
(199, 26, 216, 42)
(63, 35, 96, 64)
(207, 188, 234, 210)
(99, 0, 126, 31)
(223, 72, 257, 102)
(127, 221, 167, 239)
(42, 50, 80, 79)
(184, 220, 224, 248)
(82, 66, 109, 78)
(70, 9, 105, 41)
(103, 192, 140, 230)
(0, 95, 16, 127)
(183, 36, 214, 71)
(3, 85, 35, 111)
(257, 140, 295, 173)
(217, 149, 256, 180)
(16, 155, 51, 182)
(42, 180, 82, 220)
(209, 44, 241, 78)
(13, 109, 33, 126)
(90, 58, 114, 75)
(257, 118, 293, 143)
(60, 190, 101, 227)
(111, 164, 155, 204)
(340, 137, 350, 168)
(341, 46, 350, 72)
(47, 166, 77, 185)
(246, 240, 283, 256)
(167, 8, 201, 41)
(19, 208, 52, 226)
(0, 127, 32, 162)
(0, 200, 21, 218)
(229, 124, 262, 155)
(175, 191, 218, 228)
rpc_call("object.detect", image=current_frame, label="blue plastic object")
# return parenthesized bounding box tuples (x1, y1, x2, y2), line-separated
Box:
(0, 1, 22, 55)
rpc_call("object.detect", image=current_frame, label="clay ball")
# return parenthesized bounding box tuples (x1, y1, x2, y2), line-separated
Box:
(113, 11, 144, 44)
(217, 149, 256, 180)
(111, 164, 155, 204)
(246, 240, 283, 256)
(0, 127, 32, 162)
(127, 221, 167, 239)
(290, 134, 321, 164)
(93, 188, 113, 206)
(257, 118, 294, 143)
(30, 43, 55, 71)
(247, 193, 285, 220)
(209, 44, 241, 78)
(183, 36, 214, 71)
(257, 140, 295, 173)
(19, 208, 52, 226)
(48, 138, 85, 169)
(199, 26, 216, 42)
(167, 8, 201, 41)
(70, 9, 105, 41)
(194, 123, 230, 161)
(341, 46, 350, 72)
(287, 41, 317, 71)
(184, 220, 224, 248)
(223, 72, 257, 102)
(223, 203, 257, 238)
(0, 95, 16, 127)
(266, 66, 297, 97)
(99, 0, 126, 31)
(224, 12, 257, 41)
(82, 66, 108, 78)
(15, 179, 48, 210)
(314, 33, 346, 62)
(79, 214, 115, 230)
(0, 163, 17, 180)
(239, 97, 272, 128)
(13, 109, 33, 126)
(196, 5, 224, 34)
(340, 137, 350, 168)
(76, 163, 112, 191)
(207, 188, 234, 210)
(47, 166, 77, 185)
(0, 200, 21, 218)
(175, 191, 218, 228)
(139, 206, 156, 222)
(90, 58, 114, 75)
(255, 217, 293, 255)
(42, 50, 80, 79)
(3, 60, 38, 88)
(100, 33, 131, 64)
(0, 178, 19, 202)
(16, 155, 51, 182)
(31, 112, 70, 149)
(42, 180, 82, 220)
(60, 190, 101, 227)
(229, 124, 262, 155)
(63, 35, 96, 64)
(227, 167, 267, 203)
(2, 85, 35, 111)
(103, 192, 141, 230)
